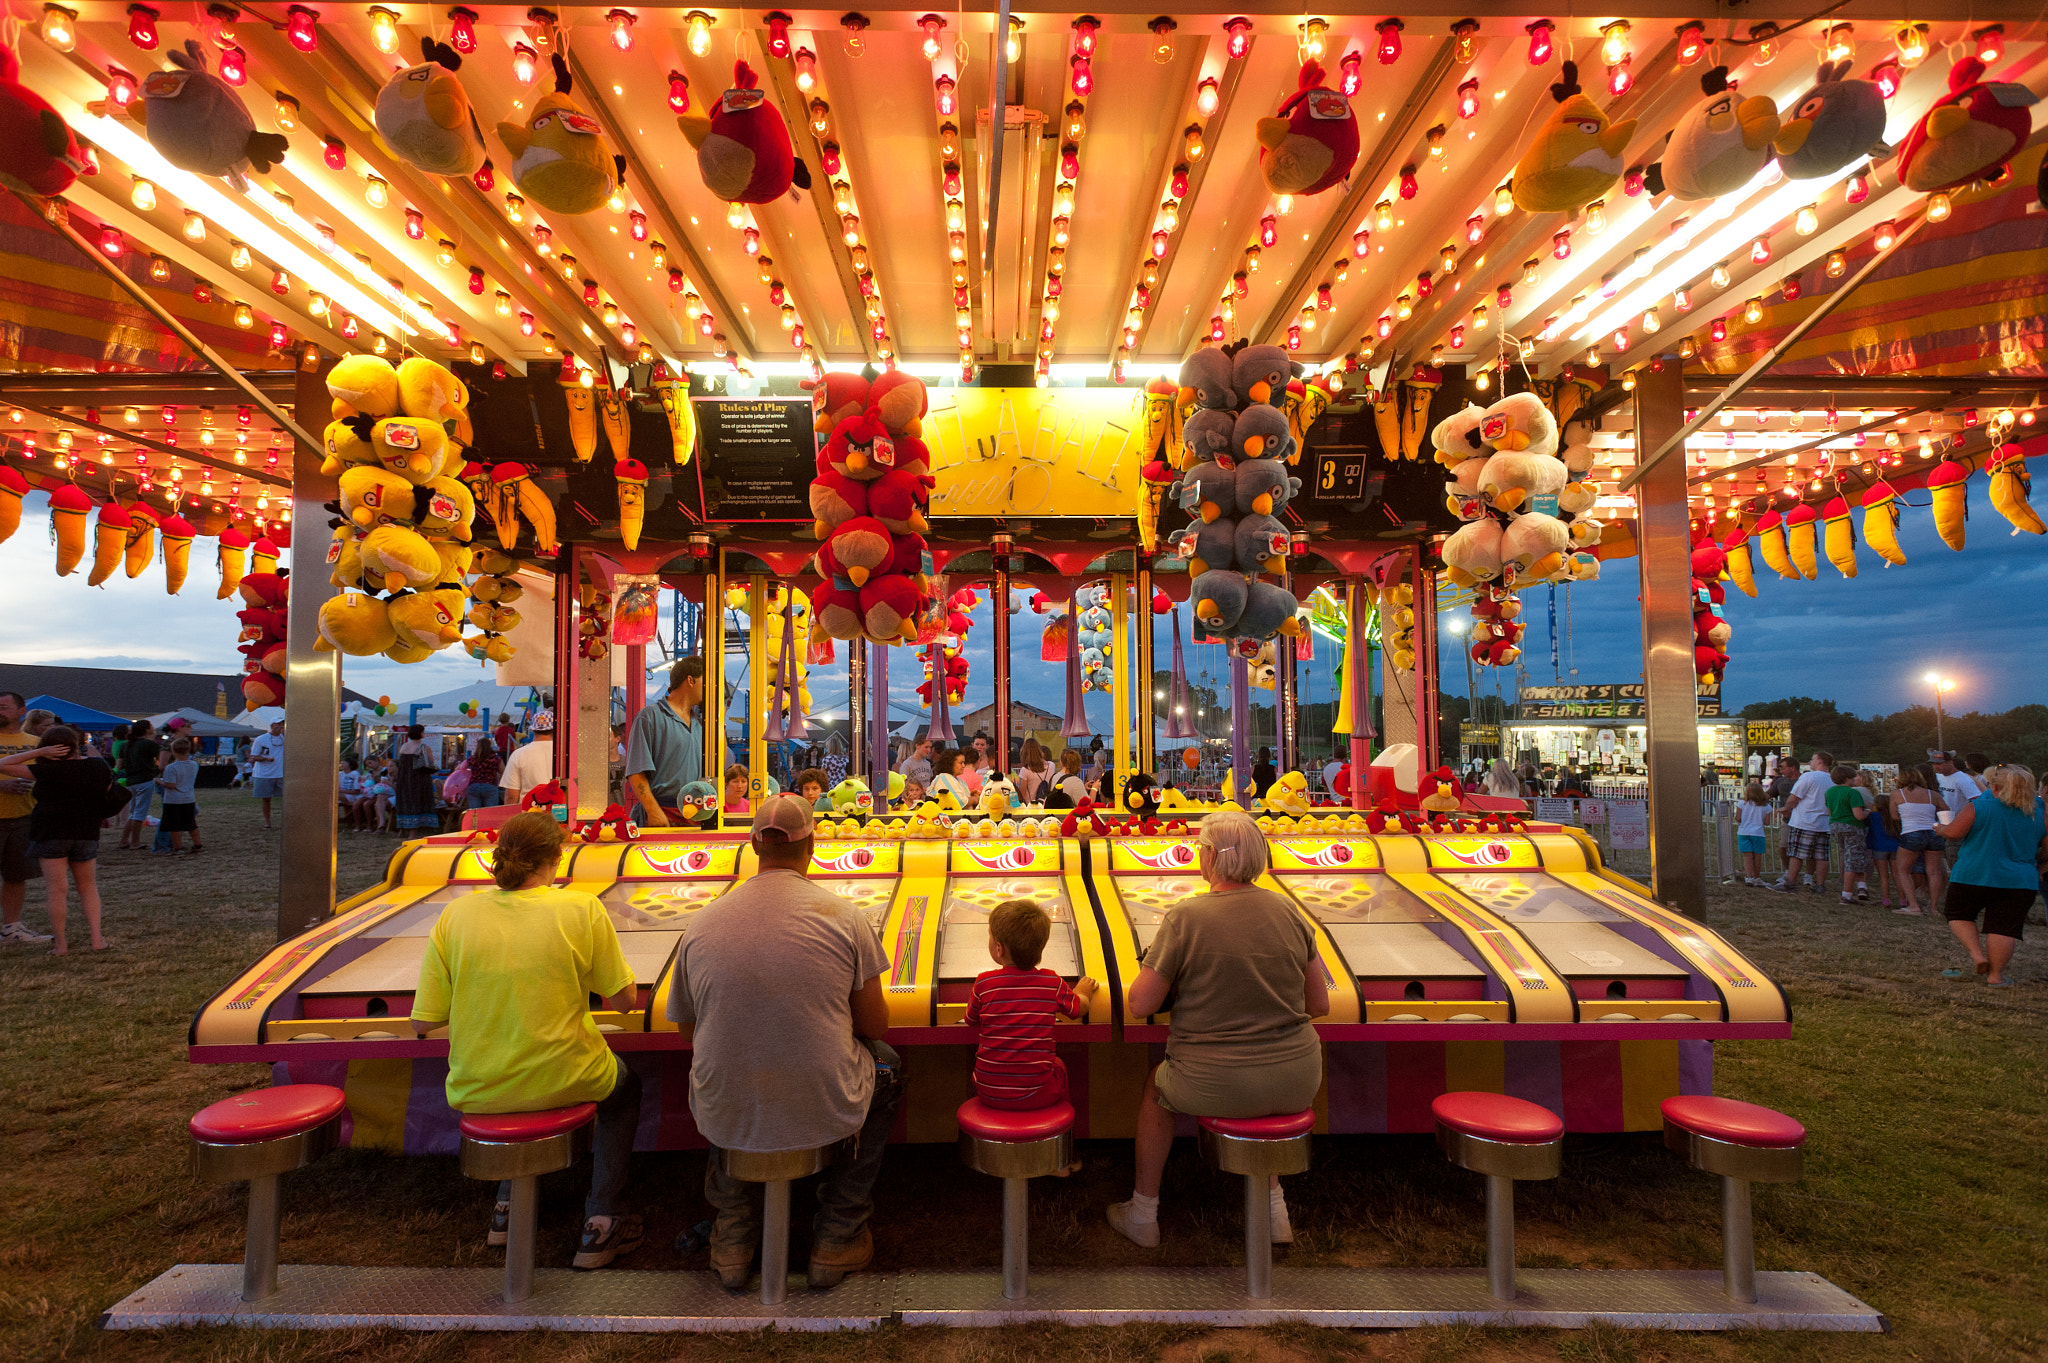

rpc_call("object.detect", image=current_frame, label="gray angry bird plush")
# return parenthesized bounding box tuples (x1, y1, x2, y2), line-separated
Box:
(1233, 514, 1290, 576)
(1167, 518, 1237, 577)
(1181, 408, 1235, 466)
(1191, 570, 1249, 634)
(1234, 580, 1304, 640)
(1774, 59, 1890, 180)
(1177, 349, 1235, 410)
(1235, 460, 1300, 517)
(134, 41, 288, 191)
(1231, 344, 1293, 407)
(1232, 404, 1294, 462)
(1174, 461, 1237, 524)
(375, 38, 486, 178)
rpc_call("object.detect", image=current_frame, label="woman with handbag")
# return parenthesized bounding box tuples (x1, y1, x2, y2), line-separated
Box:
(0, 725, 115, 954)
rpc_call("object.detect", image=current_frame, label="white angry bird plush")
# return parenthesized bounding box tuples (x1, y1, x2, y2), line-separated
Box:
(375, 38, 487, 178)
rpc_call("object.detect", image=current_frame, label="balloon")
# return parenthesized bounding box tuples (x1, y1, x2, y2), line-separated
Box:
(1181, 748, 1201, 770)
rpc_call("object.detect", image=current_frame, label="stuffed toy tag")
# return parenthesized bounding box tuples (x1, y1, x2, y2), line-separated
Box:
(1305, 90, 1348, 121)
(721, 88, 766, 114)
(1532, 493, 1559, 517)
(1173, 534, 1196, 560)
(325, 539, 343, 565)
(919, 549, 934, 576)
(385, 425, 420, 449)
(428, 492, 457, 520)
(855, 791, 874, 812)
(536, 109, 599, 136)
(1480, 413, 1511, 443)
(1255, 527, 1287, 556)
(345, 590, 364, 607)
(1178, 482, 1201, 512)
(142, 70, 193, 98)
(872, 435, 896, 468)
(1697, 585, 1712, 603)
(811, 387, 829, 421)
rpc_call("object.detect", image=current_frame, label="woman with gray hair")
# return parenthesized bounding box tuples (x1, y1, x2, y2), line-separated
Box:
(1108, 810, 1328, 1248)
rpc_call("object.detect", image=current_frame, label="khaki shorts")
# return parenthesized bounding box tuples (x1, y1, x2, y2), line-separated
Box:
(1154, 1046, 1323, 1119)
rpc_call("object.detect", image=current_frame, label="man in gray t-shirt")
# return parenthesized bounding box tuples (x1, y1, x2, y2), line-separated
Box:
(667, 793, 899, 1291)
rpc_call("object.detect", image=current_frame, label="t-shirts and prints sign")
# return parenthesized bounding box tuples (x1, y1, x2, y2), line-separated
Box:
(1518, 682, 1721, 719)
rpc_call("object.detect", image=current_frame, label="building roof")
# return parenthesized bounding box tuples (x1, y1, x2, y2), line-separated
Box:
(0, 664, 372, 720)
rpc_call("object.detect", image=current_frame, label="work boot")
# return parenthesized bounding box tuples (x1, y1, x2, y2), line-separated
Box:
(708, 1211, 757, 1292)
(806, 1226, 873, 1290)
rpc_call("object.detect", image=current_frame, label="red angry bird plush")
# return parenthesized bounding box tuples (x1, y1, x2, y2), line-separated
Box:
(858, 573, 924, 644)
(811, 578, 863, 640)
(805, 371, 871, 434)
(1059, 799, 1109, 839)
(0, 37, 87, 197)
(1257, 61, 1359, 197)
(808, 455, 868, 540)
(575, 803, 637, 842)
(521, 778, 566, 813)
(678, 60, 809, 204)
(867, 467, 934, 535)
(868, 370, 928, 437)
(821, 409, 890, 482)
(1897, 56, 2039, 194)
(814, 515, 892, 587)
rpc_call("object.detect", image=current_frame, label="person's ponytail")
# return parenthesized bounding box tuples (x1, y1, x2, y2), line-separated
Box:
(492, 811, 566, 889)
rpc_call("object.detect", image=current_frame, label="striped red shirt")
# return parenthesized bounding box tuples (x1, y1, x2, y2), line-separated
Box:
(965, 966, 1081, 1103)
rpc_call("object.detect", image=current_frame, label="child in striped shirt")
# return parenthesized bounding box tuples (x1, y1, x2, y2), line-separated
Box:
(966, 900, 1097, 1113)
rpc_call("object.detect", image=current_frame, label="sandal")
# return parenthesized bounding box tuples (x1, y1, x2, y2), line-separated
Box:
(1987, 979, 2014, 989)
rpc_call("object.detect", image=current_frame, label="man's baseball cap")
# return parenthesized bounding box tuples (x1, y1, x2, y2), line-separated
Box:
(753, 791, 815, 842)
(534, 710, 554, 732)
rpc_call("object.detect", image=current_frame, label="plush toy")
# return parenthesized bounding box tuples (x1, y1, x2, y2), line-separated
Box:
(1231, 404, 1294, 463)
(867, 467, 933, 535)
(1859, 481, 1905, 566)
(1645, 67, 1780, 201)
(1234, 459, 1299, 517)
(868, 370, 929, 438)
(520, 779, 567, 814)
(1256, 61, 1358, 197)
(319, 417, 375, 477)
(807, 372, 871, 433)
(1896, 56, 2039, 194)
(123, 502, 160, 578)
(1775, 60, 1890, 181)
(375, 38, 486, 178)
(1986, 443, 2044, 536)
(328, 355, 401, 420)
(608, 457, 649, 550)
(133, 41, 288, 191)
(1233, 514, 1290, 576)
(0, 465, 25, 544)
(1719, 524, 1757, 596)
(496, 53, 619, 216)
(820, 410, 893, 482)
(1478, 448, 1568, 516)
(1511, 63, 1636, 215)
(1501, 513, 1569, 586)
(1191, 569, 1249, 634)
(815, 516, 892, 586)
(86, 500, 131, 587)
(432, 538, 472, 584)
(159, 514, 193, 593)
(1174, 461, 1237, 524)
(388, 588, 465, 652)
(315, 589, 398, 655)
(1166, 517, 1236, 576)
(811, 578, 863, 640)
(359, 522, 441, 593)
(341, 465, 415, 530)
(467, 600, 521, 633)
(1429, 403, 1489, 467)
(678, 60, 808, 204)
(1927, 459, 1969, 550)
(1477, 392, 1560, 458)
(1441, 518, 1505, 587)
(809, 459, 868, 539)
(1232, 345, 1294, 409)
(48, 484, 91, 576)
(491, 463, 557, 553)
(1820, 495, 1859, 578)
(1783, 502, 1819, 579)
(1180, 407, 1235, 469)
(396, 357, 469, 448)
(1752, 507, 1795, 579)
(858, 574, 923, 644)
(369, 416, 447, 484)
(414, 476, 474, 542)
(0, 35, 86, 196)
(1235, 580, 1304, 640)
(1285, 376, 1333, 458)
(1178, 349, 1235, 411)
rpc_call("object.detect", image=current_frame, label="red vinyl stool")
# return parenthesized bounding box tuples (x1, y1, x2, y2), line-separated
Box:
(1662, 1096, 1806, 1304)
(956, 1098, 1076, 1301)
(1197, 1110, 1315, 1299)
(188, 1085, 346, 1302)
(1431, 1092, 1564, 1303)
(715, 1143, 837, 1305)
(459, 1105, 596, 1304)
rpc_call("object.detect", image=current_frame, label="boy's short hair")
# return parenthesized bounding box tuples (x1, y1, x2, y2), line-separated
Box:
(171, 738, 193, 756)
(1830, 766, 1853, 785)
(988, 899, 1052, 970)
(796, 766, 828, 793)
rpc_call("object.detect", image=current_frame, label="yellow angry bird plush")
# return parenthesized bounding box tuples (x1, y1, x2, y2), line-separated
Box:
(315, 590, 399, 656)
(321, 416, 376, 477)
(327, 354, 400, 420)
(462, 632, 518, 663)
(358, 523, 442, 594)
(384, 639, 437, 664)
(467, 601, 521, 633)
(415, 476, 475, 542)
(340, 465, 416, 530)
(396, 356, 469, 435)
(1264, 770, 1312, 817)
(374, 38, 486, 179)
(370, 416, 447, 485)
(431, 538, 473, 585)
(495, 53, 617, 217)
(387, 587, 466, 652)
(327, 524, 366, 589)
(1512, 63, 1638, 215)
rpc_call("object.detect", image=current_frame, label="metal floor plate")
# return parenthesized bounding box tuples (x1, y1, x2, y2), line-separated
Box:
(99, 1264, 895, 1333)
(893, 1268, 1888, 1331)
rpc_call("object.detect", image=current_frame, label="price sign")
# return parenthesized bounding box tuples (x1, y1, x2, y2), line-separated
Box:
(1312, 449, 1368, 501)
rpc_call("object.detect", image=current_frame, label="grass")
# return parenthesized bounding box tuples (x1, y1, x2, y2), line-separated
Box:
(0, 789, 2042, 1363)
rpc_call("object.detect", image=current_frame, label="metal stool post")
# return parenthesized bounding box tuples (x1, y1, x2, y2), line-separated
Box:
(1485, 1174, 1517, 1303)
(1431, 1092, 1565, 1306)
(502, 1174, 541, 1303)
(1721, 1174, 1756, 1303)
(1001, 1176, 1030, 1300)
(1198, 1112, 1314, 1301)
(1660, 1095, 1807, 1307)
(718, 1145, 834, 1305)
(459, 1106, 595, 1306)
(241, 1172, 283, 1303)
(1241, 1174, 1274, 1299)
(955, 1098, 1076, 1303)
(188, 1085, 347, 1305)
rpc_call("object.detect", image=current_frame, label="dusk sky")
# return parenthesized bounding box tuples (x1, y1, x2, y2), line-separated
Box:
(2, 488, 2039, 729)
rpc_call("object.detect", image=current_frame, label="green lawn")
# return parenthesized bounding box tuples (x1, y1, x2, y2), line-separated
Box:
(1, 789, 2040, 1362)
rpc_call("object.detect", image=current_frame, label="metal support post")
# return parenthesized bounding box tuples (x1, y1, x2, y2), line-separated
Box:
(1242, 1174, 1273, 1299)
(759, 1179, 791, 1306)
(1635, 361, 1707, 917)
(1414, 556, 1440, 773)
(869, 644, 891, 781)
(574, 647, 609, 817)
(240, 1172, 282, 1303)
(1348, 580, 1373, 810)
(1276, 585, 1298, 776)
(849, 640, 869, 782)
(1001, 1176, 1029, 1301)
(1229, 655, 1250, 803)
(623, 643, 646, 732)
(1486, 1173, 1516, 1302)
(504, 1174, 538, 1304)
(992, 566, 1012, 766)
(552, 566, 578, 789)
(1111, 572, 1130, 797)
(706, 563, 726, 790)
(279, 363, 338, 942)
(1722, 1176, 1758, 1304)
(1134, 564, 1155, 777)
(746, 575, 769, 806)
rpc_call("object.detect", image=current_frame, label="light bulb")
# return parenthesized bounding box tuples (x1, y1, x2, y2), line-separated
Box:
(1744, 297, 1764, 325)
(1369, 18, 1396, 65)
(1522, 258, 1540, 287)
(791, 50, 815, 95)
(512, 42, 537, 85)
(40, 4, 77, 53)
(1005, 18, 1022, 64)
(1824, 250, 1847, 279)
(1873, 220, 1896, 250)
(1600, 21, 1631, 67)
(1374, 201, 1394, 233)
(365, 177, 389, 209)
(1495, 184, 1514, 216)
(1148, 16, 1175, 64)
(1458, 78, 1480, 120)
(229, 241, 253, 271)
(1926, 192, 1952, 224)
(686, 10, 714, 57)
(1893, 23, 1926, 69)
(1586, 200, 1607, 235)
(606, 186, 626, 215)
(1824, 25, 1854, 64)
(1195, 77, 1220, 117)
(1710, 261, 1731, 289)
(1184, 125, 1205, 161)
(1339, 51, 1362, 98)
(1525, 19, 1554, 66)
(130, 178, 157, 212)
(368, 6, 399, 54)
(217, 45, 246, 85)
(285, 5, 318, 53)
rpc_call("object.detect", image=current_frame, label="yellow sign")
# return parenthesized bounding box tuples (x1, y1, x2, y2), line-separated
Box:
(923, 388, 1145, 518)
(1746, 719, 1791, 748)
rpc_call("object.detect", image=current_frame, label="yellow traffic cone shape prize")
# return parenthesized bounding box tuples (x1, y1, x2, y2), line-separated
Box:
(1720, 524, 1756, 597)
(160, 514, 194, 594)
(251, 534, 280, 576)
(89, 500, 132, 586)
(124, 502, 159, 578)
(1820, 496, 1857, 579)
(49, 484, 92, 576)
(217, 526, 250, 598)
(1753, 508, 1796, 579)
(615, 457, 648, 550)
(0, 465, 27, 544)
(1861, 480, 1906, 565)
(1783, 502, 1819, 579)
(1986, 442, 2045, 536)
(1927, 459, 1969, 551)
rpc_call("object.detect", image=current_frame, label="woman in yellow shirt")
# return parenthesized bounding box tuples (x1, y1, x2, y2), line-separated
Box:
(411, 812, 644, 1269)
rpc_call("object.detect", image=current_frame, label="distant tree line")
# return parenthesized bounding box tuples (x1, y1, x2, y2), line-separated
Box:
(1738, 696, 2048, 770)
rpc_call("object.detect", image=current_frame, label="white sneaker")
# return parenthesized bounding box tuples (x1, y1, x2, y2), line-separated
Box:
(1, 921, 51, 942)
(1269, 1189, 1294, 1244)
(1106, 1201, 1160, 1248)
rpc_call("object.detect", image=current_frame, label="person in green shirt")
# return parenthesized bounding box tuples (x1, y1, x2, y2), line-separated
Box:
(411, 811, 644, 1270)
(1823, 767, 1872, 904)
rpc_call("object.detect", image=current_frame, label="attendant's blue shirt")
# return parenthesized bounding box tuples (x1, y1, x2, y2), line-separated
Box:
(624, 698, 703, 808)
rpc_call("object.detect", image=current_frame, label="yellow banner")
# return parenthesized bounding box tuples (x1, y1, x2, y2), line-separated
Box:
(922, 387, 1145, 518)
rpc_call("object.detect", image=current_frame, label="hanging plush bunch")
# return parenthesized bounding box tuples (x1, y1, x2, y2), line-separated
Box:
(1074, 583, 1115, 692)
(0, 31, 86, 196)
(806, 372, 936, 646)
(726, 583, 816, 715)
(462, 547, 521, 663)
(1372, 364, 1441, 462)
(916, 586, 977, 709)
(1435, 392, 1601, 619)
(576, 584, 611, 660)
(1165, 343, 1307, 647)
(1690, 532, 1732, 685)
(236, 571, 289, 708)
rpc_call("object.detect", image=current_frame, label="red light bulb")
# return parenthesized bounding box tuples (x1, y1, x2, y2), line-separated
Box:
(107, 67, 138, 107)
(763, 10, 791, 59)
(1871, 60, 1901, 99)
(218, 45, 246, 85)
(821, 142, 841, 176)
(1071, 15, 1098, 56)
(322, 137, 345, 171)
(1060, 145, 1080, 178)
(1457, 78, 1479, 119)
(471, 159, 494, 192)
(1751, 235, 1771, 264)
(1286, 324, 1302, 351)
(1352, 229, 1370, 256)
(1710, 318, 1727, 342)
(1210, 315, 1225, 341)
(1496, 284, 1512, 308)
(1553, 229, 1571, 260)
(97, 225, 125, 258)
(1339, 51, 1362, 97)
(935, 74, 956, 116)
(1675, 22, 1706, 66)
(1224, 17, 1251, 60)
(582, 280, 599, 307)
(1151, 229, 1170, 258)
(448, 7, 478, 53)
(285, 5, 319, 54)
(519, 310, 536, 335)
(1526, 19, 1554, 65)
(126, 4, 159, 50)
(667, 70, 690, 113)
(1399, 165, 1418, 200)
(1171, 164, 1190, 197)
(1416, 271, 1433, 300)
(269, 321, 288, 347)
(1608, 58, 1632, 97)
(629, 211, 647, 241)
(404, 208, 424, 239)
(1375, 18, 1403, 65)
(1259, 214, 1277, 248)
(1069, 54, 1091, 96)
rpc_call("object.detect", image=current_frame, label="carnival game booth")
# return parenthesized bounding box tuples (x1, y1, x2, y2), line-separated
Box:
(6, 1, 2036, 1333)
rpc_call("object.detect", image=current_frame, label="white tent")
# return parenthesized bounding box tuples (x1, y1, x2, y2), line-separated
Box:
(148, 707, 262, 739)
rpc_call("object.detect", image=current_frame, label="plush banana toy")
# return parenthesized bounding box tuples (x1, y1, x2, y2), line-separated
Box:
(562, 375, 598, 462)
(492, 463, 557, 554)
(616, 457, 648, 550)
(1783, 502, 1819, 579)
(49, 484, 91, 576)
(1861, 480, 1906, 565)
(1986, 443, 2045, 536)
(1927, 458, 1969, 550)
(160, 514, 194, 594)
(1720, 524, 1756, 597)
(123, 502, 159, 578)
(216, 526, 250, 598)
(654, 370, 697, 467)
(251, 534, 280, 576)
(0, 466, 26, 544)
(1752, 508, 1795, 579)
(596, 376, 631, 462)
(1820, 495, 1857, 578)
(88, 500, 131, 586)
